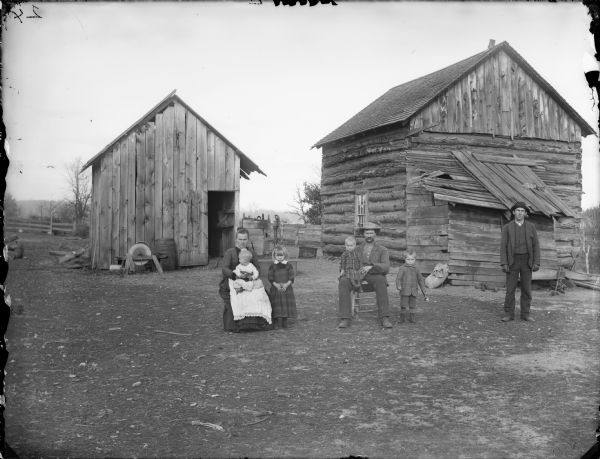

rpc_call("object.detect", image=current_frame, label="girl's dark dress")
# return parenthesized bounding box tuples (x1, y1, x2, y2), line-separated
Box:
(267, 262, 297, 319)
(219, 247, 270, 332)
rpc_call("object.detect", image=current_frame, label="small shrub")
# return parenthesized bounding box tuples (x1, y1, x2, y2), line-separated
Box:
(73, 224, 89, 238)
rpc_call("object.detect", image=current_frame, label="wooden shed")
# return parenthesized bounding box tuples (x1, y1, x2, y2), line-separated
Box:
(83, 90, 265, 269)
(313, 40, 595, 287)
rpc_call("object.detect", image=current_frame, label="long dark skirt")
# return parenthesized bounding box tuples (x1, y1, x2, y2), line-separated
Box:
(268, 286, 297, 319)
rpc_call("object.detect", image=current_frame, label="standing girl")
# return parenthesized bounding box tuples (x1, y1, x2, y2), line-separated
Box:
(268, 245, 297, 329)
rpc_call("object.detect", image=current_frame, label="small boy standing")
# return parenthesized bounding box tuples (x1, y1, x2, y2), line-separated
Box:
(395, 250, 428, 323)
(339, 236, 362, 292)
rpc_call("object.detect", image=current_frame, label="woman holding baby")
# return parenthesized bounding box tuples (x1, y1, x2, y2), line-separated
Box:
(219, 228, 272, 332)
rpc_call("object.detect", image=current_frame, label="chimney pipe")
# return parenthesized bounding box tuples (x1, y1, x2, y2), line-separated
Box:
(488, 39, 496, 49)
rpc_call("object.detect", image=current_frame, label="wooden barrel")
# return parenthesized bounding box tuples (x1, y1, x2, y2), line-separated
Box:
(154, 239, 178, 271)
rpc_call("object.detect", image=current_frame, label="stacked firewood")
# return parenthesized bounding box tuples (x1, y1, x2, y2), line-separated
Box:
(4, 235, 24, 260)
(49, 247, 91, 268)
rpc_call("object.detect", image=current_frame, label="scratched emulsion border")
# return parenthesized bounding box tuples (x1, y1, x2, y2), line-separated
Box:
(582, 2, 600, 458)
(1, 1, 18, 455)
(0, 0, 598, 457)
(0, 3, 11, 457)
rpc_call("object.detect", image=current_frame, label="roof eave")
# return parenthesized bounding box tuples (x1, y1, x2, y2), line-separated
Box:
(82, 91, 266, 178)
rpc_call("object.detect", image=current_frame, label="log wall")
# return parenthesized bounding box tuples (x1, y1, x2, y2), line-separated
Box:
(321, 129, 411, 260)
(90, 101, 241, 269)
(410, 50, 583, 143)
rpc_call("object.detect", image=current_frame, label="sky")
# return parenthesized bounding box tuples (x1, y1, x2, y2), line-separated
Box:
(3, 2, 598, 212)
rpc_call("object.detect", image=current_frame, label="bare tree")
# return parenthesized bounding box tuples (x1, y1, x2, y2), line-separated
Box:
(65, 158, 91, 229)
(43, 200, 59, 233)
(289, 181, 322, 225)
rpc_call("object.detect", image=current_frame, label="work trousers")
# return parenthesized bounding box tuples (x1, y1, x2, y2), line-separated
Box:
(338, 273, 390, 320)
(503, 253, 533, 318)
(400, 295, 417, 310)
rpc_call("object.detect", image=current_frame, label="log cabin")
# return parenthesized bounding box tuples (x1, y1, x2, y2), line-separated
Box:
(82, 90, 265, 270)
(313, 40, 595, 287)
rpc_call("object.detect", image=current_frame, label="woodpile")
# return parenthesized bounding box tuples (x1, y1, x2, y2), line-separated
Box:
(5, 235, 24, 260)
(49, 247, 91, 269)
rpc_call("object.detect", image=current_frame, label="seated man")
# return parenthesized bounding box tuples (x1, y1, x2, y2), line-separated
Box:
(338, 222, 392, 329)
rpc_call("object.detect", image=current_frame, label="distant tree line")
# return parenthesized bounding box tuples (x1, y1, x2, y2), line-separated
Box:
(3, 158, 91, 236)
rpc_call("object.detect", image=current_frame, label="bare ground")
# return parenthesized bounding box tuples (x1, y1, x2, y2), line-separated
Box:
(4, 233, 600, 458)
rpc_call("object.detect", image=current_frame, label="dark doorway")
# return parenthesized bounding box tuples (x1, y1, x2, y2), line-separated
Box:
(207, 191, 235, 258)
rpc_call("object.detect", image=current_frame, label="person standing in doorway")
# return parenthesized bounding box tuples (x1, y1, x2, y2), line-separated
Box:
(500, 202, 540, 322)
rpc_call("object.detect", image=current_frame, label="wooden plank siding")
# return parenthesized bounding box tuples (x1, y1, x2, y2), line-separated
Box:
(408, 132, 582, 268)
(111, 142, 121, 265)
(410, 51, 583, 142)
(88, 101, 246, 269)
(447, 205, 556, 287)
(162, 105, 175, 240)
(135, 128, 146, 244)
(90, 163, 101, 268)
(144, 123, 156, 249)
(197, 119, 209, 265)
(153, 113, 164, 241)
(127, 133, 136, 251)
(99, 151, 112, 268)
(184, 109, 197, 266)
(174, 102, 187, 265)
(118, 137, 129, 260)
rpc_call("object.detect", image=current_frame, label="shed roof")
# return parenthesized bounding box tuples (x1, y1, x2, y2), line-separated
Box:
(414, 150, 575, 218)
(82, 90, 266, 180)
(314, 41, 595, 148)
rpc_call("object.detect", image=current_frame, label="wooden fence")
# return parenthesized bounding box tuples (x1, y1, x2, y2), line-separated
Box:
(279, 224, 322, 247)
(5, 218, 73, 235)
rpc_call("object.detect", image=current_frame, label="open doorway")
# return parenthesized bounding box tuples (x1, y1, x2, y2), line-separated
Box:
(207, 191, 235, 258)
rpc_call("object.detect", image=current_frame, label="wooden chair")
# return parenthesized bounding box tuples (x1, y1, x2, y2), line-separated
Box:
(351, 281, 378, 317)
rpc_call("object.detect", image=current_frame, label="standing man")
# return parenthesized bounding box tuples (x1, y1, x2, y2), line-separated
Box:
(500, 202, 540, 322)
(338, 222, 392, 329)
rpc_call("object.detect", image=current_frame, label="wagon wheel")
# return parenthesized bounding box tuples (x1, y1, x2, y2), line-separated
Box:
(128, 242, 152, 267)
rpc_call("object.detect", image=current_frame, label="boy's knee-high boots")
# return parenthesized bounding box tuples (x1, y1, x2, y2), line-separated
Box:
(408, 310, 416, 323)
(399, 309, 406, 323)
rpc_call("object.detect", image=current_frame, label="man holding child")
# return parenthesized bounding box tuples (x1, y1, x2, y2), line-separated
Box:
(337, 222, 393, 329)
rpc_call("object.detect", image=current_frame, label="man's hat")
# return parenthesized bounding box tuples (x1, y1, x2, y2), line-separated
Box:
(510, 201, 530, 214)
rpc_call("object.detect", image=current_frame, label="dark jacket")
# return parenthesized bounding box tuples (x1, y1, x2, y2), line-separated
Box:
(395, 264, 426, 297)
(500, 220, 540, 269)
(357, 242, 390, 275)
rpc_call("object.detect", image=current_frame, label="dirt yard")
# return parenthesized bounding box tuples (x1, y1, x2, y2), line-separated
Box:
(4, 233, 600, 458)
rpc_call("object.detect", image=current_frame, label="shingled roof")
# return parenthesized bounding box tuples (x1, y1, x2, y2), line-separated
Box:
(82, 90, 265, 180)
(314, 41, 595, 148)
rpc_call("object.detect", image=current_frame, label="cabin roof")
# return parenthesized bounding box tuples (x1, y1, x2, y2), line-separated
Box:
(314, 41, 595, 148)
(414, 150, 575, 218)
(82, 90, 266, 180)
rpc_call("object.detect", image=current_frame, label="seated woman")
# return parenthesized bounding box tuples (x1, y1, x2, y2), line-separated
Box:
(219, 228, 272, 332)
(228, 249, 272, 325)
